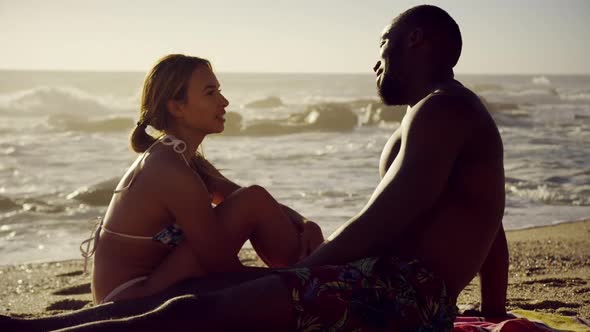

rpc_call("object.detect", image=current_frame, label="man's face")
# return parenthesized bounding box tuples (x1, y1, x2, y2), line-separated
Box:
(374, 24, 406, 105)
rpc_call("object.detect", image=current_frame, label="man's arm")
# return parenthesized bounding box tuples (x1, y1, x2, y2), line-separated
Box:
(299, 95, 473, 267)
(479, 225, 509, 317)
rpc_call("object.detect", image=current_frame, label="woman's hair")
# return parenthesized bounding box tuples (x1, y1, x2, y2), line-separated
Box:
(130, 54, 224, 185)
(131, 54, 211, 152)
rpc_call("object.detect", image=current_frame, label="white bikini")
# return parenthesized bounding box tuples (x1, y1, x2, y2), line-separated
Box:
(80, 134, 196, 303)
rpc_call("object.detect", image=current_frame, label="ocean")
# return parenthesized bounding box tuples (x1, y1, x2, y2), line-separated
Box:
(0, 70, 589, 265)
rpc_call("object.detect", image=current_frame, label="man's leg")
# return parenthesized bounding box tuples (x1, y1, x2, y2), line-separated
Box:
(4, 269, 274, 332)
(59, 274, 294, 332)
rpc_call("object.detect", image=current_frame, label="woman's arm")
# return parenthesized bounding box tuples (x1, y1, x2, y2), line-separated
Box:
(158, 159, 244, 273)
(198, 157, 309, 230)
(193, 157, 241, 205)
(208, 175, 241, 205)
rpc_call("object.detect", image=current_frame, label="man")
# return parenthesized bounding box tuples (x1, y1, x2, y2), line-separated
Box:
(7, 5, 508, 331)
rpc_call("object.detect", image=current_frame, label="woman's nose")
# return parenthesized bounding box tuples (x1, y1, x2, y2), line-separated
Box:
(220, 93, 229, 107)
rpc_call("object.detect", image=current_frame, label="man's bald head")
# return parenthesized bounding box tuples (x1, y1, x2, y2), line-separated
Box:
(391, 5, 462, 69)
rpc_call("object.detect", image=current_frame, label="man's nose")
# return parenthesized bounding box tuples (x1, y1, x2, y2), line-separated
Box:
(373, 61, 381, 73)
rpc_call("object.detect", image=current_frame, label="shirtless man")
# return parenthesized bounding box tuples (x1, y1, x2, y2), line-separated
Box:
(5, 5, 508, 331)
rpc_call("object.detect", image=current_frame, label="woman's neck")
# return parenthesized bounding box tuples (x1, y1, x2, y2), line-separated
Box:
(163, 127, 205, 159)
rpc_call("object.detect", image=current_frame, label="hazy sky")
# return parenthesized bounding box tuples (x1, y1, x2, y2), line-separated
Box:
(1, 0, 589, 74)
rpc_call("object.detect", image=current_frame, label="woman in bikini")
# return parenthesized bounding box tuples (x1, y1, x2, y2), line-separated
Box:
(84, 54, 324, 304)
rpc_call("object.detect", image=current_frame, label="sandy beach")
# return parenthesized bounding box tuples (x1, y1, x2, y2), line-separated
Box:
(1, 219, 589, 320)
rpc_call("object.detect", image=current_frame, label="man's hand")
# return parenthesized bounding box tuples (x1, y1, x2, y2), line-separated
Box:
(479, 225, 509, 318)
(458, 303, 481, 317)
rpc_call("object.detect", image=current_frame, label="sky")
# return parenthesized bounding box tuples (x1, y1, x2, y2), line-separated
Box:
(1, 0, 589, 74)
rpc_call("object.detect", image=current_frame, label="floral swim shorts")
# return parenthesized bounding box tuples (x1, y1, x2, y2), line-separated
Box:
(277, 256, 457, 331)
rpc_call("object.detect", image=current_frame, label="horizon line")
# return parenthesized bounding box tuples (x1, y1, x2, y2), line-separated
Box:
(1, 67, 589, 76)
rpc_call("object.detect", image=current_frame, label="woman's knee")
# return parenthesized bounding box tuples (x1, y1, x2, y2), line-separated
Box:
(303, 221, 325, 252)
(304, 220, 322, 237)
(226, 185, 271, 206)
(242, 185, 273, 201)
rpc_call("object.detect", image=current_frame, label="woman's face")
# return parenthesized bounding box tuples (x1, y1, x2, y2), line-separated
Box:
(177, 65, 229, 135)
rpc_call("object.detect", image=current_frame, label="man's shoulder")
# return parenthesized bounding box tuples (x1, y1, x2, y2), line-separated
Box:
(428, 83, 483, 108)
(408, 85, 488, 126)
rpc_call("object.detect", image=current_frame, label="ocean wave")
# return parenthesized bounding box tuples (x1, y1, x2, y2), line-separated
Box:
(47, 113, 134, 133)
(0, 195, 69, 214)
(490, 111, 532, 127)
(484, 88, 559, 98)
(507, 217, 590, 231)
(560, 92, 590, 102)
(243, 96, 284, 109)
(66, 178, 119, 206)
(532, 76, 551, 86)
(0, 195, 20, 211)
(469, 83, 504, 93)
(302, 96, 380, 108)
(0, 86, 134, 115)
(0, 145, 18, 156)
(506, 184, 589, 206)
(478, 88, 560, 105)
(20, 198, 67, 213)
(315, 190, 356, 198)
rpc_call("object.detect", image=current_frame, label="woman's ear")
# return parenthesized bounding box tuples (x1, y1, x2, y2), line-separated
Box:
(166, 99, 184, 119)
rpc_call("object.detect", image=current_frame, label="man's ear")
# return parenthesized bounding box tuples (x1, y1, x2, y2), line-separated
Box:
(408, 28, 424, 48)
(166, 99, 184, 119)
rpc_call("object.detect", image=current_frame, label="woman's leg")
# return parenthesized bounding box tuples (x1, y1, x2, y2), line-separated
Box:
(95, 185, 319, 303)
(299, 221, 325, 259)
(214, 185, 309, 267)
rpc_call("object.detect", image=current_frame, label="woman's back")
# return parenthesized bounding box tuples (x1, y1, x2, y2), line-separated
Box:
(92, 140, 199, 303)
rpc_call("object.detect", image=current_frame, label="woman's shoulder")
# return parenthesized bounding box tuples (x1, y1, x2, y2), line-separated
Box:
(141, 144, 205, 188)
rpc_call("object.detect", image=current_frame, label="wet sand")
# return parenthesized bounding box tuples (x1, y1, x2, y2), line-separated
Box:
(1, 219, 589, 319)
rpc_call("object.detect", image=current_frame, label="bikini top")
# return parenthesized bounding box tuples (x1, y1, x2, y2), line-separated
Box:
(80, 134, 194, 272)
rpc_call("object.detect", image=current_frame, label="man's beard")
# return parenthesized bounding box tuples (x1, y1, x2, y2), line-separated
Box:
(377, 73, 404, 106)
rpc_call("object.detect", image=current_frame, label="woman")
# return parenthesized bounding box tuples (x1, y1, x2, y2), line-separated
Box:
(83, 54, 324, 304)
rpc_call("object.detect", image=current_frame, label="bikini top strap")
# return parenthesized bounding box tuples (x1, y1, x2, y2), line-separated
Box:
(80, 217, 103, 273)
(115, 134, 198, 195)
(101, 227, 152, 240)
(159, 134, 193, 169)
(113, 136, 166, 193)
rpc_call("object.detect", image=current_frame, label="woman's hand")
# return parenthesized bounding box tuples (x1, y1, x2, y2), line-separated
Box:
(296, 220, 325, 261)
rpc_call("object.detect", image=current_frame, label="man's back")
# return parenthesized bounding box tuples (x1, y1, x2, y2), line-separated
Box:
(383, 82, 505, 298)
